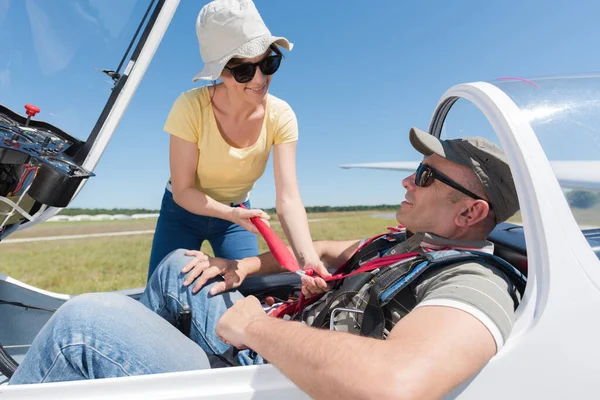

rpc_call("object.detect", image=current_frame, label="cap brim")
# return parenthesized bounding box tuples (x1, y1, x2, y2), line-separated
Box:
(409, 126, 480, 173)
(409, 127, 446, 158)
(192, 35, 293, 82)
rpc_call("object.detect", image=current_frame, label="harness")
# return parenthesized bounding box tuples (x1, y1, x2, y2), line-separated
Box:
(271, 230, 527, 339)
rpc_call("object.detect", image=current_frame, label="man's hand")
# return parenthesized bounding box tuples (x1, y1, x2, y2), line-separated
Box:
(301, 259, 332, 297)
(216, 296, 268, 349)
(181, 250, 247, 295)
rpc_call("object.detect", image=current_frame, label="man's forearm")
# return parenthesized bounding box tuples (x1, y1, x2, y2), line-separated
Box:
(239, 238, 359, 277)
(238, 251, 291, 276)
(245, 318, 404, 400)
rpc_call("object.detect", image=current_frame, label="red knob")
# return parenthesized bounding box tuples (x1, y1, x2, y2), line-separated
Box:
(25, 104, 40, 118)
(265, 296, 275, 307)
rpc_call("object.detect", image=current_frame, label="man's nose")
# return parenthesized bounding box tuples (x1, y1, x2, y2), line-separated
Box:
(402, 173, 416, 190)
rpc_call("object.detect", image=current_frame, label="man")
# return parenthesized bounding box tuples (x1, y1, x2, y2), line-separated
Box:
(10, 128, 522, 400)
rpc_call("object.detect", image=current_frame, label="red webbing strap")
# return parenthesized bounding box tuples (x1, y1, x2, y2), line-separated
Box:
(240, 204, 301, 273)
(269, 251, 423, 319)
(239, 212, 410, 319)
(268, 233, 397, 318)
(323, 251, 422, 282)
(324, 229, 404, 278)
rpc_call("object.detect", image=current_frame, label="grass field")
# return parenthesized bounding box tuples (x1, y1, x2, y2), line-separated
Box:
(2, 205, 598, 295)
(0, 211, 398, 295)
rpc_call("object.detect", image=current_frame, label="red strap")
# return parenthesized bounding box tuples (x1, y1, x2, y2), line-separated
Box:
(240, 204, 301, 274)
(327, 227, 406, 278)
(240, 212, 414, 318)
(324, 251, 421, 282)
(270, 251, 424, 319)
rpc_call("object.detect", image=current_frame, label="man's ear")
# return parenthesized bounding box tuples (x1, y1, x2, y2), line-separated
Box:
(455, 200, 490, 227)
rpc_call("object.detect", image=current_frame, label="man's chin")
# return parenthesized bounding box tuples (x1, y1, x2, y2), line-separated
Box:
(395, 210, 406, 226)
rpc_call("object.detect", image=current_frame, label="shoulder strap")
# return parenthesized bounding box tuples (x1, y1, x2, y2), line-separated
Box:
(269, 232, 410, 320)
(334, 231, 408, 276)
(361, 249, 527, 338)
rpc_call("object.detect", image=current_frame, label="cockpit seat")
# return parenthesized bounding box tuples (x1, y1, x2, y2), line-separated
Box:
(237, 272, 301, 297)
(488, 222, 528, 276)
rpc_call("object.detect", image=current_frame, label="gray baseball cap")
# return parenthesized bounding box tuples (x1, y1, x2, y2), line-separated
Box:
(409, 127, 519, 223)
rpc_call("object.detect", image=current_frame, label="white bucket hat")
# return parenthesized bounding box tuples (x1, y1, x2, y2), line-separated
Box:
(192, 0, 293, 82)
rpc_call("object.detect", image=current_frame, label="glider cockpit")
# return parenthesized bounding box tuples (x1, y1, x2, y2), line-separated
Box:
(0, 104, 93, 241)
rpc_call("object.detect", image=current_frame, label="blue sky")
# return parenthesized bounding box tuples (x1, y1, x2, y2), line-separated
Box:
(1, 0, 600, 210)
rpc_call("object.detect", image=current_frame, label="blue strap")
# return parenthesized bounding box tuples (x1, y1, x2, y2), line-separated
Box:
(379, 259, 430, 303)
(378, 249, 527, 304)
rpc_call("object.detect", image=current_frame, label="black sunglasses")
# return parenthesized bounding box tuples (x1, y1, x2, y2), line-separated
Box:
(223, 53, 282, 84)
(415, 163, 491, 206)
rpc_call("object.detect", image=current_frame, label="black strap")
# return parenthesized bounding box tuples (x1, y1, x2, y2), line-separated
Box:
(0, 342, 18, 379)
(360, 258, 426, 338)
(205, 346, 242, 368)
(311, 271, 375, 329)
(361, 250, 527, 337)
(343, 233, 405, 272)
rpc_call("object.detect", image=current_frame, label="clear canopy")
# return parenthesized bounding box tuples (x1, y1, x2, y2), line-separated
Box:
(0, 0, 151, 140)
(440, 75, 600, 230)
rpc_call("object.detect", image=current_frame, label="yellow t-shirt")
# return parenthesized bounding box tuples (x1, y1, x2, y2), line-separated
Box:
(163, 86, 298, 203)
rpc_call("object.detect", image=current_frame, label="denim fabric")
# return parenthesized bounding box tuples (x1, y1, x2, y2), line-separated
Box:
(148, 188, 259, 281)
(9, 292, 211, 384)
(140, 249, 265, 366)
(9, 249, 265, 385)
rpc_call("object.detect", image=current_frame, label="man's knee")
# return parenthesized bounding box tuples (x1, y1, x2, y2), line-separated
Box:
(152, 248, 192, 282)
(51, 293, 134, 331)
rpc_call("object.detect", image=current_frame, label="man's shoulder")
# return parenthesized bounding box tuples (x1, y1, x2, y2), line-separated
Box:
(413, 257, 520, 352)
(416, 255, 518, 297)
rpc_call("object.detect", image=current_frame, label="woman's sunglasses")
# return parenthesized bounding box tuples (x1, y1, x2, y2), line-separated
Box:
(415, 163, 491, 206)
(223, 52, 282, 84)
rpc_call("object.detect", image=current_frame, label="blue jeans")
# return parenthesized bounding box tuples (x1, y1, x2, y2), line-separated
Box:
(9, 250, 262, 385)
(140, 249, 264, 366)
(9, 292, 211, 384)
(148, 188, 259, 281)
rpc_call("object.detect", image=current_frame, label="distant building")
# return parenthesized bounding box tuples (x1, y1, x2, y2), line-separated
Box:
(110, 214, 132, 220)
(91, 214, 112, 221)
(46, 212, 158, 223)
(48, 215, 73, 222)
(131, 213, 160, 220)
(70, 215, 93, 221)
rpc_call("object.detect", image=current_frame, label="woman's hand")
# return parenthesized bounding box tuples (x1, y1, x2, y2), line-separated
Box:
(228, 207, 270, 234)
(181, 250, 248, 295)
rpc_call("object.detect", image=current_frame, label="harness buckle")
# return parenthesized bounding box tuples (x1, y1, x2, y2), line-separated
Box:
(329, 307, 365, 331)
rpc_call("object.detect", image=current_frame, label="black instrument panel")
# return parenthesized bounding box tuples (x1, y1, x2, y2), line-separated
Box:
(0, 104, 94, 208)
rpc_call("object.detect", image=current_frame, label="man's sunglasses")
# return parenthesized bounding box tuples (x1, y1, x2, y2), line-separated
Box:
(415, 163, 491, 205)
(223, 49, 282, 84)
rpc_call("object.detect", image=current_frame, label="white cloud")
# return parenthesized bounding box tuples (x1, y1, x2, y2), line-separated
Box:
(0, 69, 9, 90)
(25, 0, 74, 75)
(0, 0, 9, 27)
(89, 0, 136, 39)
(70, 1, 99, 29)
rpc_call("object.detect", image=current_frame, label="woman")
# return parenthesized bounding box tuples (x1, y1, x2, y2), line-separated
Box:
(148, 0, 324, 280)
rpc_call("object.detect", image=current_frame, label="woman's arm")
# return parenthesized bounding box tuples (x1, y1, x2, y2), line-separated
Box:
(180, 238, 360, 295)
(169, 135, 267, 233)
(272, 141, 322, 269)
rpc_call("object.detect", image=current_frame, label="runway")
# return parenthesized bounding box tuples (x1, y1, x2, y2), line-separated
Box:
(0, 217, 347, 244)
(0, 230, 156, 244)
